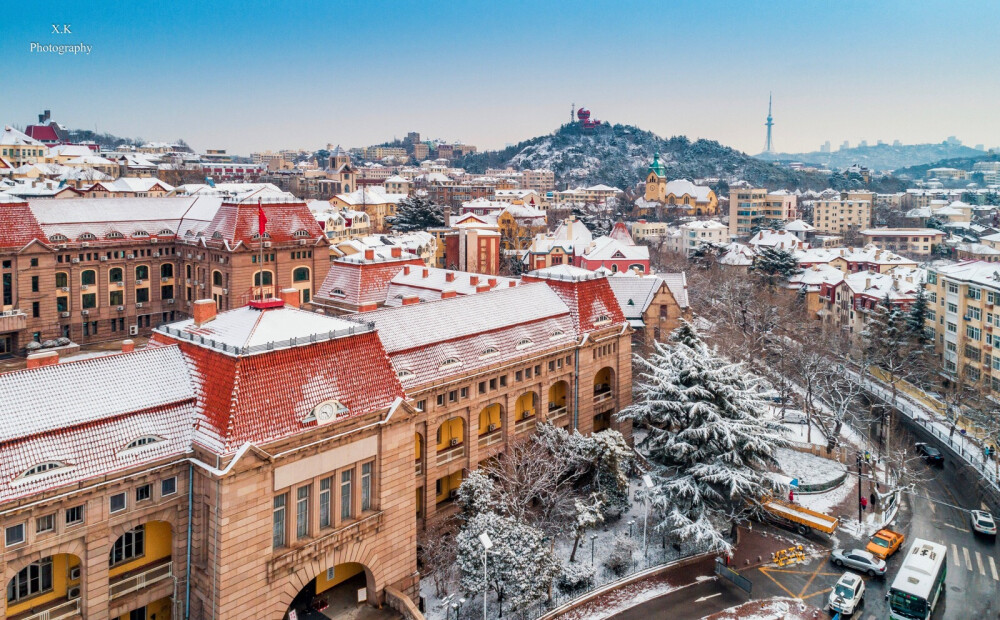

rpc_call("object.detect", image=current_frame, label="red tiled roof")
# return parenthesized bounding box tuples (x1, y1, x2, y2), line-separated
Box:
(156, 330, 403, 454)
(316, 256, 424, 308)
(201, 201, 326, 245)
(24, 125, 60, 142)
(0, 200, 47, 248)
(522, 274, 626, 333)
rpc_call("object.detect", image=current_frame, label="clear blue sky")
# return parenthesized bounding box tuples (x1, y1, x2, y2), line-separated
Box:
(3, 0, 998, 155)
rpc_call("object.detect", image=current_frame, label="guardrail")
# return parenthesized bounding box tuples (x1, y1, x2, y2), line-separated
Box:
(13, 597, 81, 620)
(109, 560, 172, 599)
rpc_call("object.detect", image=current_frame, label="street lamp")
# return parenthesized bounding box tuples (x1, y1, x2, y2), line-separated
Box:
(479, 533, 492, 620)
(590, 533, 598, 565)
(642, 474, 654, 559)
(628, 519, 636, 539)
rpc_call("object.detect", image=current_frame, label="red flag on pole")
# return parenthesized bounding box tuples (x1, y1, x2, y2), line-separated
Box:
(257, 199, 267, 235)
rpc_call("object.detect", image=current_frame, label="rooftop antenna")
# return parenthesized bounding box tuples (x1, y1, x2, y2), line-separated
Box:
(764, 92, 775, 153)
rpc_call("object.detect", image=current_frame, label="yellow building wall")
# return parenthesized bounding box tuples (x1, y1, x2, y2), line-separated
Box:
(478, 404, 502, 435)
(6, 554, 81, 616)
(108, 521, 172, 578)
(549, 381, 568, 408)
(315, 562, 365, 595)
(515, 393, 536, 419)
(435, 471, 464, 504)
(435, 418, 464, 450)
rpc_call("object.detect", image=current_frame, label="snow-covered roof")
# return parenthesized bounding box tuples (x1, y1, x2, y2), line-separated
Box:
(663, 179, 713, 203)
(680, 219, 726, 232)
(0, 125, 45, 147)
(384, 267, 519, 306)
(860, 228, 945, 237)
(932, 260, 1000, 289)
(787, 264, 845, 290)
(956, 243, 1000, 256)
(748, 229, 806, 251)
(718, 243, 756, 266)
(582, 236, 649, 261)
(335, 187, 407, 206)
(783, 220, 815, 233)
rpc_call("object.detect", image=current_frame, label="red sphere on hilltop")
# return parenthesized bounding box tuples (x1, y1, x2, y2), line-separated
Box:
(577, 108, 591, 121)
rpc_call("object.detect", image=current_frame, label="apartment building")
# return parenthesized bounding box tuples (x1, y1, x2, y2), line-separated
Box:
(820, 266, 923, 335)
(553, 185, 624, 206)
(728, 188, 799, 237)
(812, 191, 873, 235)
(0, 195, 330, 356)
(1, 126, 49, 167)
(925, 261, 1000, 390)
(677, 220, 728, 256)
(859, 228, 946, 257)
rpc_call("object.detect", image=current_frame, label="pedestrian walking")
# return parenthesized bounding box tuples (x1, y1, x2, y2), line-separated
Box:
(870, 491, 877, 508)
(789, 489, 795, 503)
(860, 496, 868, 512)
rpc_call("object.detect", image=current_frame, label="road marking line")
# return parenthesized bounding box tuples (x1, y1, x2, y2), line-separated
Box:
(695, 593, 722, 603)
(758, 567, 799, 599)
(797, 557, 827, 598)
(952, 544, 960, 566)
(964, 546, 972, 571)
(943, 522, 970, 533)
(983, 502, 990, 511)
(989, 556, 998, 581)
(976, 551, 986, 575)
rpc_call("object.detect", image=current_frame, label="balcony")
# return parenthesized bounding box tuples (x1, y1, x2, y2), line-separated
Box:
(0, 309, 27, 333)
(268, 511, 383, 583)
(478, 428, 503, 449)
(547, 405, 568, 426)
(109, 558, 173, 600)
(9, 596, 81, 620)
(415, 459, 423, 477)
(593, 386, 613, 404)
(514, 414, 536, 434)
(436, 442, 465, 466)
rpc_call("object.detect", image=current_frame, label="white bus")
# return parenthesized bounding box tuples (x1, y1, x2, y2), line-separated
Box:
(888, 539, 947, 620)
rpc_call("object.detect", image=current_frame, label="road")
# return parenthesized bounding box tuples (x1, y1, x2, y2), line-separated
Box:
(610, 426, 999, 619)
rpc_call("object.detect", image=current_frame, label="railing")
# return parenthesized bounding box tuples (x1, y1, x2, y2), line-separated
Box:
(515, 416, 537, 434)
(436, 442, 465, 466)
(11, 596, 81, 620)
(109, 559, 173, 600)
(478, 429, 503, 449)
(593, 388, 613, 404)
(547, 406, 568, 426)
(0, 309, 27, 333)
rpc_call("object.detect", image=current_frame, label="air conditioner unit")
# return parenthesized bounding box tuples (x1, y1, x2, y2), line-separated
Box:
(136, 279, 144, 285)
(114, 281, 123, 287)
(127, 254, 135, 260)
(117, 305, 124, 311)
(263, 242, 272, 248)
(135, 302, 143, 308)
(81, 284, 90, 291)
(449, 489, 459, 499)
(222, 289, 228, 295)
(449, 438, 459, 447)
(71, 258, 80, 264)
(58, 244, 67, 249)
(99, 256, 108, 262)
(81, 310, 89, 316)
(61, 286, 70, 292)
(60, 311, 70, 318)
(129, 325, 139, 336)
(488, 423, 497, 432)
(298, 239, 308, 246)
(67, 586, 81, 599)
(196, 254, 204, 260)
(150, 238, 158, 244)
(186, 253, 193, 259)
(81, 242, 90, 248)
(69, 567, 81, 581)
(153, 252, 160, 257)
(168, 299, 175, 304)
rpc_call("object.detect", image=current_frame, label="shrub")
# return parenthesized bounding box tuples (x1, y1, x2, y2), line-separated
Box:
(603, 534, 637, 577)
(556, 562, 596, 594)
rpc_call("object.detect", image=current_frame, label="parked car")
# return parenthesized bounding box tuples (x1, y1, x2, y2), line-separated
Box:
(971, 510, 997, 537)
(828, 571, 866, 616)
(915, 442, 944, 466)
(866, 528, 905, 560)
(830, 548, 887, 577)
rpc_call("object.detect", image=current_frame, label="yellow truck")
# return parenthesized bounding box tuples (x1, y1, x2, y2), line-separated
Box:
(762, 498, 839, 535)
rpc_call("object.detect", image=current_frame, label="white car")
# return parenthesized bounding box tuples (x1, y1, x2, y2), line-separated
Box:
(828, 571, 865, 615)
(971, 510, 997, 537)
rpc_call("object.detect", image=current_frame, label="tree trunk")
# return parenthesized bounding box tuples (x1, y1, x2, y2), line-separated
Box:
(569, 532, 581, 563)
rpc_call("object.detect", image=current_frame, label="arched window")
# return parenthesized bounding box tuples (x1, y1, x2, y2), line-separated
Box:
(124, 436, 162, 450)
(157, 228, 174, 236)
(213, 271, 223, 287)
(135, 265, 149, 280)
(479, 347, 500, 359)
(439, 357, 462, 370)
(397, 369, 415, 381)
(293, 267, 310, 282)
(515, 338, 534, 350)
(109, 267, 123, 283)
(549, 329, 566, 340)
(20, 461, 67, 479)
(331, 288, 346, 297)
(160, 263, 173, 278)
(132, 230, 149, 238)
(79, 232, 96, 241)
(253, 271, 273, 286)
(81, 270, 96, 286)
(293, 230, 310, 238)
(106, 231, 124, 239)
(50, 234, 68, 242)
(55, 272, 68, 288)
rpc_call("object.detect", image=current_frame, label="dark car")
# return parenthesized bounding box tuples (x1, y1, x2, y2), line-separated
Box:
(916, 443, 944, 465)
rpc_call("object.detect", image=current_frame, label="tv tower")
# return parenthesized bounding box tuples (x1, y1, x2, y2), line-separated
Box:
(764, 93, 775, 153)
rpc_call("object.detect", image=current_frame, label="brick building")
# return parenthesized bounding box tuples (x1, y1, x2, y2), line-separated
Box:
(0, 195, 330, 355)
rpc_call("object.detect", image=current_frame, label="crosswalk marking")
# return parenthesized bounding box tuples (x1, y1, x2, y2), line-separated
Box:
(952, 544, 960, 566)
(989, 556, 998, 581)
(976, 551, 985, 575)
(964, 546, 972, 571)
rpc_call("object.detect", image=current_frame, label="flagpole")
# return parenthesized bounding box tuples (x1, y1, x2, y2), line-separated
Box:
(258, 197, 264, 300)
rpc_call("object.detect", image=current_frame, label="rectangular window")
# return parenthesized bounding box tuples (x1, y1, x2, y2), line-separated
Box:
(161, 477, 177, 496)
(110, 525, 145, 566)
(947, 302, 958, 314)
(361, 462, 372, 512)
(967, 326, 982, 341)
(340, 470, 353, 521)
(499, 375, 507, 387)
(110, 492, 127, 513)
(970, 306, 982, 321)
(460, 387, 468, 399)
(36, 514, 55, 534)
(436, 394, 445, 407)
(5, 523, 25, 547)
(947, 322, 957, 333)
(296, 485, 310, 539)
(136, 484, 151, 502)
(948, 283, 959, 294)
(31, 276, 39, 292)
(32, 301, 39, 318)
(416, 400, 426, 412)
(320, 477, 332, 529)
(448, 390, 457, 403)
(82, 293, 97, 309)
(968, 287, 982, 300)
(489, 378, 497, 390)
(515, 370, 523, 382)
(110, 290, 123, 305)
(136, 288, 150, 303)
(478, 381, 487, 394)
(272, 494, 287, 549)
(65, 505, 84, 526)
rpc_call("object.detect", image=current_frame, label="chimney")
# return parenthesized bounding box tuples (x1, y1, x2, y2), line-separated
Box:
(358, 302, 378, 312)
(509, 281, 517, 287)
(470, 276, 479, 286)
(445, 272, 455, 282)
(26, 350, 59, 369)
(390, 247, 402, 258)
(476, 284, 490, 293)
(279, 287, 300, 308)
(402, 296, 420, 306)
(441, 290, 457, 299)
(364, 249, 375, 260)
(403, 265, 411, 275)
(193, 299, 217, 326)
(865, 277, 871, 289)
(121, 339, 135, 353)
(488, 278, 497, 287)
(423, 268, 430, 278)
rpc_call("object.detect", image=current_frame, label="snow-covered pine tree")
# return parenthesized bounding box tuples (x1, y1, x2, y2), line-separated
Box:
(456, 469, 497, 519)
(568, 493, 604, 563)
(456, 511, 560, 614)
(571, 202, 614, 237)
(750, 246, 800, 284)
(618, 321, 788, 553)
(385, 194, 446, 232)
(905, 285, 932, 346)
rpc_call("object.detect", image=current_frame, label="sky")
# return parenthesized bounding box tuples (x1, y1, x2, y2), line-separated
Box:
(2, 0, 999, 156)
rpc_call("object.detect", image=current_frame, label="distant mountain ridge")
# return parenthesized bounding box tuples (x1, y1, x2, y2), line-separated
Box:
(452, 122, 902, 193)
(755, 142, 985, 172)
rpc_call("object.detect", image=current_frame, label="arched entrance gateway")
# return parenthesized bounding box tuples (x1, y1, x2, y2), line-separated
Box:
(282, 562, 379, 620)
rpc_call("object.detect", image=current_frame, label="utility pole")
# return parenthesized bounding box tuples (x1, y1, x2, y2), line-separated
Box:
(856, 452, 863, 523)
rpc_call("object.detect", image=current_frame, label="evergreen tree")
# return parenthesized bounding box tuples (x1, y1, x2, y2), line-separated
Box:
(385, 195, 446, 232)
(571, 202, 614, 237)
(905, 285, 932, 346)
(750, 246, 800, 284)
(618, 321, 787, 553)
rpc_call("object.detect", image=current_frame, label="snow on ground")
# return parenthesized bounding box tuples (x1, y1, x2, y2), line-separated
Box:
(774, 447, 846, 488)
(705, 596, 821, 620)
(556, 578, 685, 620)
(796, 470, 854, 515)
(765, 407, 827, 446)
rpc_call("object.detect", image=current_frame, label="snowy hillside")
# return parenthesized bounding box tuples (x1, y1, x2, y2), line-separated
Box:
(453, 122, 831, 192)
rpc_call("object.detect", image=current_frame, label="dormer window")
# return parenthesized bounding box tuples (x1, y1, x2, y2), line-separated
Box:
(124, 436, 162, 451)
(549, 330, 566, 340)
(157, 229, 174, 236)
(50, 234, 68, 242)
(212, 231, 223, 239)
(515, 338, 534, 350)
(132, 230, 149, 238)
(397, 369, 415, 381)
(78, 233, 96, 240)
(293, 230, 310, 237)
(331, 288, 347, 297)
(106, 231, 124, 239)
(439, 357, 462, 370)
(594, 314, 612, 325)
(19, 461, 69, 480)
(479, 347, 500, 359)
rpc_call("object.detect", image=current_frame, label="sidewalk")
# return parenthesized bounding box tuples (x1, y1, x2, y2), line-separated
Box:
(730, 524, 814, 569)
